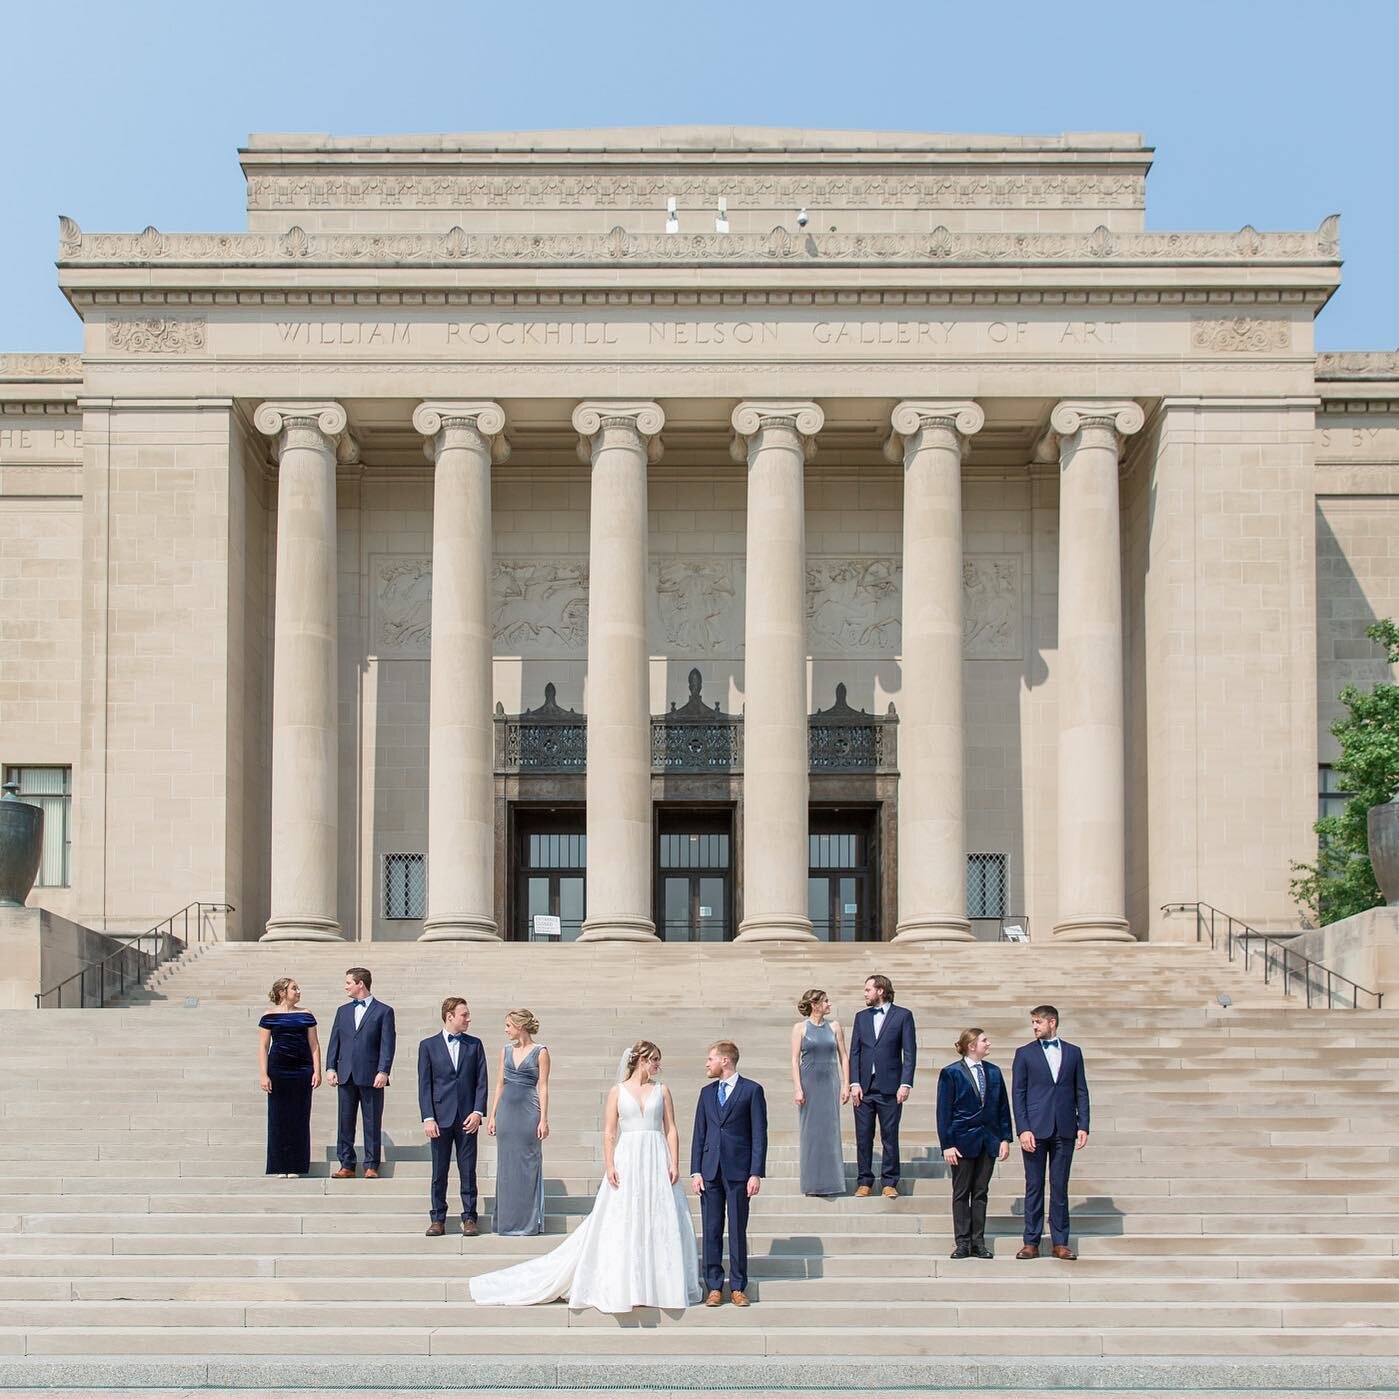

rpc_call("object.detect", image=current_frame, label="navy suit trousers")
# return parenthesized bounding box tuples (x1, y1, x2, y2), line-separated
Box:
(854, 1089, 902, 1187)
(429, 1122, 479, 1222)
(700, 1176, 751, 1293)
(336, 1082, 384, 1170)
(1022, 1133, 1075, 1246)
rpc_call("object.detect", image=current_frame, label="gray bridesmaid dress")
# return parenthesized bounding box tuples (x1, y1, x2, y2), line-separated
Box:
(798, 1020, 846, 1196)
(493, 1044, 544, 1236)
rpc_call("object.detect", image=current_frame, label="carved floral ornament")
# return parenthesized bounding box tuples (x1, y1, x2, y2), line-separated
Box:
(57, 214, 1341, 267)
(1190, 317, 1291, 353)
(106, 316, 206, 354)
(0, 354, 82, 379)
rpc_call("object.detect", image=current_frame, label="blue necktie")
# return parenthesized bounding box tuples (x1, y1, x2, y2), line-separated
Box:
(718, 1081, 729, 1108)
(973, 1063, 986, 1100)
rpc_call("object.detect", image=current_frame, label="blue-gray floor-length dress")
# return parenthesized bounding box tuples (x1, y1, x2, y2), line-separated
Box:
(493, 1044, 545, 1235)
(798, 1020, 845, 1195)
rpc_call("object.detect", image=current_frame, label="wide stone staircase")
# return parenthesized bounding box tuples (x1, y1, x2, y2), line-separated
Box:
(1, 939, 1397, 1392)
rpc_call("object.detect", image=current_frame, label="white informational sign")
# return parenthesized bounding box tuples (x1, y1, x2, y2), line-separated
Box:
(1002, 924, 1029, 943)
(531, 914, 562, 941)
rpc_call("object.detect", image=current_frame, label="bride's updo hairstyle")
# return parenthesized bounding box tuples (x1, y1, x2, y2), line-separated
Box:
(797, 988, 827, 1017)
(506, 1008, 540, 1036)
(624, 1039, 662, 1079)
(268, 977, 294, 1006)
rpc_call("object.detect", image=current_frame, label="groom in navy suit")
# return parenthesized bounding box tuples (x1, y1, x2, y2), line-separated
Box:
(417, 996, 488, 1237)
(936, 1028, 1013, 1259)
(325, 967, 396, 1178)
(1011, 1003, 1090, 1261)
(691, 1040, 768, 1307)
(848, 973, 917, 1197)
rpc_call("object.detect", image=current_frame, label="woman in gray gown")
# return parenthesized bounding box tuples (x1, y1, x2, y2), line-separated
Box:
(790, 988, 850, 1197)
(487, 1009, 550, 1236)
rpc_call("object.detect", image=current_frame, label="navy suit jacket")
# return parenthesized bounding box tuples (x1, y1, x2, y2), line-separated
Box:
(936, 1059, 1012, 1157)
(1011, 1039, 1090, 1140)
(416, 1032, 488, 1126)
(848, 1003, 917, 1095)
(690, 1076, 768, 1183)
(325, 999, 396, 1086)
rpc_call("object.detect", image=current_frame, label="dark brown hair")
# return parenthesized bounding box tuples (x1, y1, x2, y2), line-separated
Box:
(797, 988, 828, 1017)
(346, 967, 372, 992)
(1030, 1004, 1059, 1023)
(441, 996, 467, 1023)
(866, 973, 894, 1002)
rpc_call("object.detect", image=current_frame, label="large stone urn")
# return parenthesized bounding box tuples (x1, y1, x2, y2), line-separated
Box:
(1367, 791, 1399, 907)
(0, 782, 43, 908)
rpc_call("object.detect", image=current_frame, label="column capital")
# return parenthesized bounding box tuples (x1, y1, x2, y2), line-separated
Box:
(1049, 399, 1145, 442)
(730, 400, 824, 463)
(884, 400, 984, 461)
(572, 400, 665, 464)
(254, 400, 360, 464)
(413, 400, 510, 464)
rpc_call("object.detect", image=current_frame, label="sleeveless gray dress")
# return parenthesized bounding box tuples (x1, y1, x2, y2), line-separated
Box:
(798, 1020, 845, 1195)
(493, 1044, 544, 1236)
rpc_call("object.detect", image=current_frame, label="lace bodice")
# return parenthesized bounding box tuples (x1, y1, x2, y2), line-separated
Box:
(617, 1084, 665, 1134)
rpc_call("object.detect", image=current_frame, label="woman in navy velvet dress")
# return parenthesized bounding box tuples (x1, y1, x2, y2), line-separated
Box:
(258, 978, 322, 1177)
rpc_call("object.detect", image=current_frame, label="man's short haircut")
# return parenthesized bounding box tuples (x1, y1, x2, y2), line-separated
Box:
(346, 966, 372, 991)
(1030, 1003, 1059, 1023)
(710, 1039, 740, 1065)
(866, 973, 894, 1001)
(441, 996, 467, 1023)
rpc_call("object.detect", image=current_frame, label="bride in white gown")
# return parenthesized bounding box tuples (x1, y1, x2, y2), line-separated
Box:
(470, 1039, 701, 1313)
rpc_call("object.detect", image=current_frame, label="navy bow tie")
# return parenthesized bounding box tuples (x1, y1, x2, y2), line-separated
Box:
(448, 1033, 465, 1043)
(873, 1006, 888, 1015)
(352, 999, 368, 1007)
(1041, 1038, 1060, 1049)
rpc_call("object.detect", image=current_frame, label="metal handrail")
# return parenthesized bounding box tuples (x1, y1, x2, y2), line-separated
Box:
(35, 901, 233, 1009)
(1162, 901, 1383, 1010)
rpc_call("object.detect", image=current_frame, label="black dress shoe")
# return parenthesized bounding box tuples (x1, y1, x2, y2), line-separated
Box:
(972, 1245, 994, 1259)
(949, 1246, 972, 1259)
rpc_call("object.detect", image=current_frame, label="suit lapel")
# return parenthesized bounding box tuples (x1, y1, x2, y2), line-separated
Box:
(718, 1078, 738, 1121)
(958, 1061, 981, 1103)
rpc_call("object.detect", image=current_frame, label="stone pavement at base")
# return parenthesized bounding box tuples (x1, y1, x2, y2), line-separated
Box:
(2, 941, 1399, 1390)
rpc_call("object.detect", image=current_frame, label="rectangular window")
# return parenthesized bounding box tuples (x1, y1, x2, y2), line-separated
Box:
(525, 833, 586, 869)
(4, 765, 72, 888)
(659, 832, 729, 870)
(383, 852, 426, 920)
(808, 832, 863, 870)
(966, 853, 1007, 919)
(1319, 764, 1353, 823)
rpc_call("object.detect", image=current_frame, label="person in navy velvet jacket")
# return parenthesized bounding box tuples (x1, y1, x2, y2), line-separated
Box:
(417, 996, 488, 1237)
(936, 1028, 1012, 1259)
(690, 1040, 767, 1306)
(847, 974, 917, 1196)
(325, 967, 396, 1178)
(1011, 1004, 1090, 1261)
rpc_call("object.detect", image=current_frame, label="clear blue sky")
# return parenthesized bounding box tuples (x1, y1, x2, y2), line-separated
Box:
(3, 0, 1393, 351)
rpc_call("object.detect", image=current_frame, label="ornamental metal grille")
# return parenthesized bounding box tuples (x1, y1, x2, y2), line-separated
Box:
(384, 852, 426, 920)
(506, 722, 587, 771)
(651, 721, 741, 771)
(808, 724, 882, 770)
(966, 853, 1008, 919)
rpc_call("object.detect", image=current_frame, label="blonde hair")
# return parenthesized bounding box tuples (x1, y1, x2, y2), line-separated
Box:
(624, 1040, 662, 1079)
(797, 988, 828, 1017)
(268, 977, 295, 1006)
(506, 1008, 540, 1036)
(955, 1027, 986, 1057)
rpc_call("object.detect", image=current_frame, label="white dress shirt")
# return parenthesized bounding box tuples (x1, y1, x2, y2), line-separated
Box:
(718, 1070, 740, 1104)
(353, 994, 374, 1030)
(442, 1028, 460, 1071)
(1041, 1038, 1062, 1082)
(871, 1003, 889, 1039)
(963, 1056, 986, 1099)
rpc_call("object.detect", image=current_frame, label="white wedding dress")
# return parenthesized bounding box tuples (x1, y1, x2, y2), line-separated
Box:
(469, 1083, 702, 1313)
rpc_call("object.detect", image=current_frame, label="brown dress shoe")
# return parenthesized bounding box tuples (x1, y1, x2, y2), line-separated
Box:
(1051, 1244, 1077, 1261)
(854, 1185, 873, 1197)
(704, 1289, 724, 1307)
(331, 1167, 356, 1179)
(730, 1289, 750, 1307)
(881, 1186, 899, 1199)
(363, 1168, 380, 1179)
(461, 1217, 479, 1237)
(1015, 1244, 1040, 1260)
(425, 1220, 445, 1237)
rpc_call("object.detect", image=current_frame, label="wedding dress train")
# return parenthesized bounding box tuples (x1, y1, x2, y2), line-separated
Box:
(469, 1083, 701, 1313)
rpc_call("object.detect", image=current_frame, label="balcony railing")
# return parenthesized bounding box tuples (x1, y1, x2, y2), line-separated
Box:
(809, 685, 898, 773)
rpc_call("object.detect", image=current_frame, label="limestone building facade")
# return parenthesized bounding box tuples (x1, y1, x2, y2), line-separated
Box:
(2, 127, 1393, 945)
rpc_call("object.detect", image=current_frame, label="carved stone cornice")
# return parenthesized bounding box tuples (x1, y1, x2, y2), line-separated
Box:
(1316, 351, 1399, 381)
(883, 400, 984, 463)
(412, 400, 510, 464)
(730, 400, 825, 464)
(254, 400, 359, 464)
(572, 400, 665, 464)
(0, 354, 83, 380)
(57, 215, 1342, 269)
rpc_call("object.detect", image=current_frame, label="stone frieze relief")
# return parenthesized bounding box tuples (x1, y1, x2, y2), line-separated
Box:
(962, 556, 1023, 661)
(1190, 317, 1291, 353)
(806, 558, 903, 657)
(0, 353, 82, 379)
(651, 558, 742, 655)
(491, 558, 590, 656)
(106, 316, 207, 354)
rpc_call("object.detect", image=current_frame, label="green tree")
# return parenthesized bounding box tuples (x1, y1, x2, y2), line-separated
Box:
(1291, 619, 1399, 924)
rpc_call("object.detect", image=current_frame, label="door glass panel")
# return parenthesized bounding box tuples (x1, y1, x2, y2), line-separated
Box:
(698, 876, 725, 942)
(808, 877, 831, 941)
(558, 876, 585, 942)
(527, 877, 550, 921)
(838, 876, 858, 942)
(664, 877, 690, 941)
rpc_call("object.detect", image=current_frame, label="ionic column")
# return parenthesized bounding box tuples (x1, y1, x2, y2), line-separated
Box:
(414, 402, 507, 942)
(1049, 400, 1144, 943)
(573, 402, 664, 942)
(732, 401, 824, 942)
(255, 402, 356, 942)
(887, 401, 985, 943)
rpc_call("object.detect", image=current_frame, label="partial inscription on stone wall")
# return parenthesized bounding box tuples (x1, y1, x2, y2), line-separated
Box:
(807, 559, 902, 657)
(492, 559, 589, 656)
(963, 556, 1023, 660)
(650, 559, 742, 655)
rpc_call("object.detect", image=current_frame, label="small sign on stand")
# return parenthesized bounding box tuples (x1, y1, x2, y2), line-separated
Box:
(531, 914, 563, 942)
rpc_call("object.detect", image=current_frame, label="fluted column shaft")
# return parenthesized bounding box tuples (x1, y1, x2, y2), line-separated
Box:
(256, 403, 353, 942)
(415, 402, 506, 941)
(574, 402, 663, 942)
(733, 401, 824, 942)
(889, 402, 984, 943)
(1050, 400, 1144, 943)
